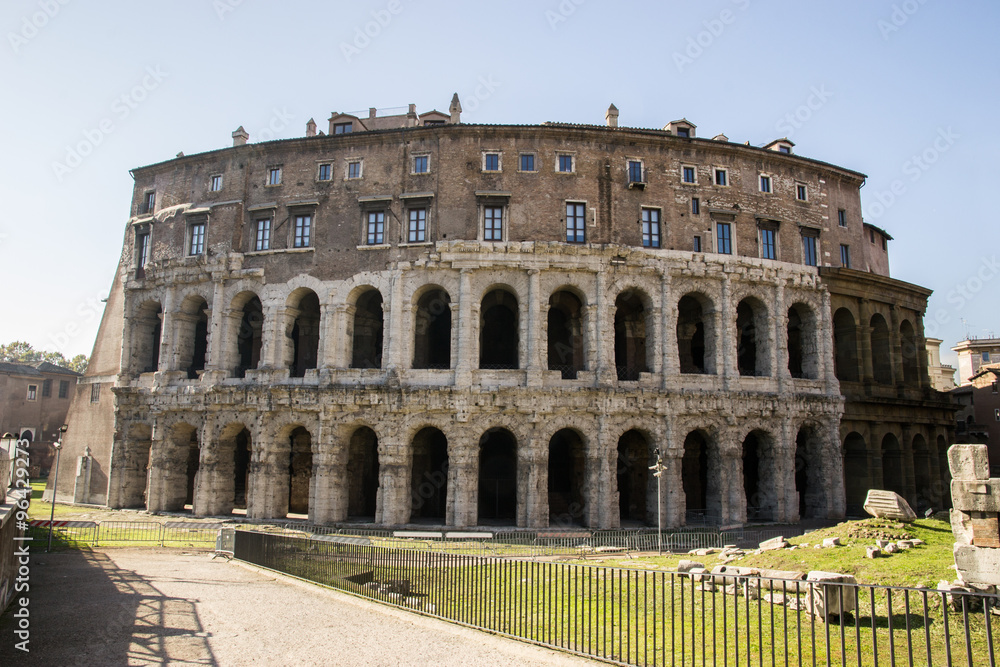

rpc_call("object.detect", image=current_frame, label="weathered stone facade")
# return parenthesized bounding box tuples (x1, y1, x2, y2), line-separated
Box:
(55, 99, 954, 529)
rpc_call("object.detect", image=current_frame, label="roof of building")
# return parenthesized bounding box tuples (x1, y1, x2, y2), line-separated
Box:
(0, 361, 81, 377)
(970, 364, 1000, 382)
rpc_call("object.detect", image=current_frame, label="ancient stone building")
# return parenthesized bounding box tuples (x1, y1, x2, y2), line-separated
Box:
(55, 96, 955, 529)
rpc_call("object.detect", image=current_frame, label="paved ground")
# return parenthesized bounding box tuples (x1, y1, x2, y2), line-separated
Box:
(0, 547, 598, 666)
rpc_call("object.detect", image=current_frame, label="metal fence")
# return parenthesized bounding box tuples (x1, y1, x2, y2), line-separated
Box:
(26, 520, 220, 547)
(233, 530, 999, 667)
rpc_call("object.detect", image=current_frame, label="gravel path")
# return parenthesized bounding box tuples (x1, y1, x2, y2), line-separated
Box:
(0, 547, 598, 666)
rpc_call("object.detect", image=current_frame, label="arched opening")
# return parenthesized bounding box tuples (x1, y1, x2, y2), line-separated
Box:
(843, 433, 869, 516)
(163, 423, 199, 512)
(478, 428, 517, 522)
(900, 320, 920, 385)
(870, 314, 892, 384)
(682, 430, 715, 524)
(134, 300, 162, 374)
(234, 294, 263, 378)
(912, 434, 931, 512)
(617, 430, 650, 524)
(411, 427, 448, 521)
(881, 433, 905, 496)
(795, 425, 826, 519)
(736, 297, 769, 377)
(787, 303, 819, 379)
(287, 427, 312, 515)
(413, 288, 452, 369)
(233, 427, 251, 510)
(480, 289, 519, 369)
(347, 427, 379, 519)
(209, 423, 253, 516)
(548, 290, 585, 379)
(180, 296, 209, 380)
(615, 291, 648, 381)
(548, 429, 586, 526)
(833, 308, 859, 382)
(289, 291, 321, 378)
(122, 424, 152, 509)
(677, 294, 714, 374)
(351, 290, 384, 369)
(742, 430, 777, 521)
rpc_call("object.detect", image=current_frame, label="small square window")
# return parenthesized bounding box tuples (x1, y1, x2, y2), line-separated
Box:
(189, 222, 206, 255)
(484, 206, 504, 241)
(716, 222, 732, 254)
(42, 379, 51, 398)
(294, 214, 312, 248)
(520, 154, 535, 172)
(714, 169, 728, 186)
(366, 211, 385, 245)
(317, 163, 332, 181)
(483, 152, 500, 172)
(796, 183, 807, 201)
(413, 155, 429, 174)
(566, 202, 586, 243)
(334, 122, 353, 135)
(676, 127, 691, 138)
(682, 166, 696, 184)
(759, 175, 772, 193)
(840, 244, 851, 268)
(761, 228, 776, 260)
(58, 380, 69, 398)
(641, 208, 660, 248)
(255, 218, 271, 251)
(210, 174, 223, 192)
(90, 383, 100, 403)
(691, 197, 700, 215)
(802, 235, 818, 267)
(408, 208, 426, 243)
(838, 209, 847, 227)
(558, 154, 574, 173)
(779, 145, 791, 154)
(267, 167, 282, 186)
(347, 160, 362, 179)
(693, 235, 702, 252)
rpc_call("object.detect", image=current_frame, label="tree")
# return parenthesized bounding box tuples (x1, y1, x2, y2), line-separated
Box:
(0, 341, 89, 374)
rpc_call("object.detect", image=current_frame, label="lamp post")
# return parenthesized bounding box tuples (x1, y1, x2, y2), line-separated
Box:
(47, 425, 67, 553)
(648, 447, 667, 554)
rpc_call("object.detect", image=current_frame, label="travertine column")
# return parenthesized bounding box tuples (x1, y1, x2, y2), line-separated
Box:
(157, 289, 176, 372)
(661, 272, 680, 382)
(521, 437, 547, 528)
(375, 434, 410, 525)
(821, 289, 838, 392)
(720, 276, 735, 387)
(889, 305, 902, 387)
(247, 433, 289, 519)
(454, 269, 474, 384)
(859, 299, 874, 383)
(776, 419, 798, 523)
(775, 281, 788, 389)
(594, 269, 615, 386)
(205, 280, 226, 370)
(385, 270, 405, 371)
(257, 303, 283, 370)
(446, 440, 477, 528)
(310, 424, 345, 524)
(825, 417, 847, 519)
(526, 269, 543, 381)
(193, 427, 232, 517)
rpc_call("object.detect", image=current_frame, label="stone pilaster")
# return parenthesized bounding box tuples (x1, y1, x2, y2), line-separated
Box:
(447, 442, 477, 528)
(375, 435, 410, 525)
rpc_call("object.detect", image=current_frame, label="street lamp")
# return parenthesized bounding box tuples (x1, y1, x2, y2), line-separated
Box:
(47, 425, 67, 553)
(649, 447, 667, 554)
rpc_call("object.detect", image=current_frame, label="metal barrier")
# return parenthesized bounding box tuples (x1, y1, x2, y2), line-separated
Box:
(234, 530, 999, 667)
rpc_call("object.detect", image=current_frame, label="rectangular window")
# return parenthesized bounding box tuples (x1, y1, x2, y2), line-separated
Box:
(779, 145, 791, 154)
(838, 209, 847, 227)
(255, 218, 271, 251)
(693, 236, 702, 252)
(333, 122, 353, 135)
(483, 152, 500, 172)
(682, 166, 696, 183)
(676, 127, 691, 138)
(520, 153, 535, 172)
(628, 160, 644, 184)
(802, 235, 818, 267)
(189, 222, 205, 255)
(714, 169, 728, 186)
(558, 154, 574, 173)
(412, 155, 429, 174)
(881, 236, 887, 251)
(691, 197, 700, 215)
(90, 383, 100, 403)
(141, 191, 155, 214)
(566, 202, 586, 243)
(210, 174, 223, 192)
(984, 351, 992, 363)
(347, 160, 362, 179)
(294, 214, 312, 248)
(992, 380, 998, 394)
(761, 228, 776, 260)
(759, 175, 772, 193)
(42, 379, 51, 398)
(716, 222, 732, 254)
(136, 231, 150, 268)
(840, 244, 851, 268)
(58, 380, 69, 399)
(796, 183, 807, 201)
(27, 385, 37, 401)
(869, 228, 876, 243)
(407, 208, 426, 243)
(641, 208, 661, 248)
(484, 206, 503, 241)
(317, 163, 332, 181)
(267, 167, 282, 186)
(366, 211, 385, 245)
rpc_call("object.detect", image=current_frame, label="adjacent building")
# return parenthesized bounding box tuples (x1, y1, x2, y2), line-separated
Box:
(953, 337, 1000, 385)
(0, 362, 80, 476)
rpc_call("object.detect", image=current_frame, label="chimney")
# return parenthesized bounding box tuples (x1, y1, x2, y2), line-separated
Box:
(449, 93, 462, 124)
(407, 103, 417, 127)
(305, 118, 317, 137)
(232, 126, 249, 147)
(369, 107, 377, 119)
(606, 103, 619, 128)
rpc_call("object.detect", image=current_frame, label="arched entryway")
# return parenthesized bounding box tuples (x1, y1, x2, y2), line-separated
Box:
(347, 427, 379, 519)
(547, 290, 585, 379)
(480, 289, 519, 369)
(287, 426, 312, 515)
(413, 288, 452, 369)
(351, 290, 384, 369)
(478, 428, 517, 523)
(548, 429, 586, 526)
(794, 425, 826, 519)
(742, 430, 777, 521)
(614, 291, 649, 381)
(677, 293, 715, 374)
(232, 293, 263, 378)
(411, 427, 448, 521)
(616, 430, 650, 524)
(288, 291, 321, 378)
(682, 430, 715, 524)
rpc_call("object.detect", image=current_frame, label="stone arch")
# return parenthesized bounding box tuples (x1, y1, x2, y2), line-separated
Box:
(871, 314, 892, 384)
(682, 429, 720, 524)
(547, 428, 587, 527)
(614, 288, 652, 381)
(206, 421, 253, 516)
(285, 425, 313, 516)
(900, 319, 920, 385)
(742, 429, 778, 520)
(843, 432, 869, 515)
(347, 426, 379, 518)
(163, 422, 199, 512)
(478, 427, 517, 523)
(412, 286, 452, 370)
(794, 423, 827, 519)
(833, 308, 859, 382)
(881, 433, 905, 496)
(787, 302, 820, 379)
(548, 289, 586, 379)
(616, 429, 653, 525)
(178, 295, 209, 379)
(231, 291, 264, 378)
(350, 288, 384, 369)
(480, 287, 519, 369)
(677, 292, 717, 375)
(410, 427, 448, 521)
(911, 433, 932, 512)
(132, 299, 162, 374)
(285, 288, 321, 378)
(736, 296, 770, 377)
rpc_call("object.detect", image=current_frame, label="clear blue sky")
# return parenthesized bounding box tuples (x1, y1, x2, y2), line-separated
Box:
(2, 0, 997, 371)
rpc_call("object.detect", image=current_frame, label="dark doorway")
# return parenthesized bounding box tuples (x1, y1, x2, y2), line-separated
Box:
(287, 427, 312, 515)
(682, 431, 709, 523)
(480, 289, 519, 369)
(548, 429, 586, 526)
(614, 291, 648, 381)
(478, 428, 517, 522)
(548, 291, 585, 379)
(352, 290, 384, 369)
(347, 427, 379, 518)
(291, 292, 321, 378)
(413, 289, 452, 369)
(617, 430, 649, 523)
(411, 427, 448, 521)
(677, 295, 708, 374)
